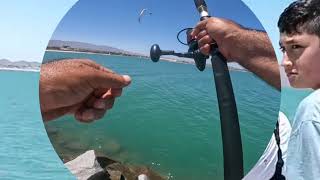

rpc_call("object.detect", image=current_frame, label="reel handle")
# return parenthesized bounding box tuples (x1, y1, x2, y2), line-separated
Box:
(150, 44, 174, 62)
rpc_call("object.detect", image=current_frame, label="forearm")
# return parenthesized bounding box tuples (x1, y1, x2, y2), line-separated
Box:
(233, 29, 281, 90)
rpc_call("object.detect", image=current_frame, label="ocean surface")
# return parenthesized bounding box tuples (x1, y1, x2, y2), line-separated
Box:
(44, 51, 280, 180)
(280, 87, 313, 122)
(0, 51, 310, 180)
(0, 70, 73, 179)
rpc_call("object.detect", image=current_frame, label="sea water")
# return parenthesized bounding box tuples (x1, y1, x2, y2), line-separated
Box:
(0, 51, 309, 180)
(281, 87, 313, 122)
(0, 70, 73, 179)
(43, 51, 280, 180)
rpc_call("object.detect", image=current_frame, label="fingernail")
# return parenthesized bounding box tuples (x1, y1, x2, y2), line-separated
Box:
(122, 75, 131, 84)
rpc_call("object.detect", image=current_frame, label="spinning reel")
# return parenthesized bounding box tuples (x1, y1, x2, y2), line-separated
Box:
(150, 28, 209, 71)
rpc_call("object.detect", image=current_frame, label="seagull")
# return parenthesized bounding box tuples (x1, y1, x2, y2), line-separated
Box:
(138, 8, 152, 23)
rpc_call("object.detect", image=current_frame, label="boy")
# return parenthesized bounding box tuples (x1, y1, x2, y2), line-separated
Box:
(278, 0, 320, 179)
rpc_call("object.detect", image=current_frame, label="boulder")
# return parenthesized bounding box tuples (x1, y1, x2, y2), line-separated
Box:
(64, 150, 165, 180)
(65, 150, 107, 180)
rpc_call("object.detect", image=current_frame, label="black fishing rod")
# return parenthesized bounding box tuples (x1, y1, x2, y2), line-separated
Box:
(150, 0, 243, 179)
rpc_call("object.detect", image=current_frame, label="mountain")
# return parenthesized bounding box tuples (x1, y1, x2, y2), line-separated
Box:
(0, 59, 40, 71)
(0, 59, 12, 66)
(46, 40, 246, 72)
(47, 40, 146, 57)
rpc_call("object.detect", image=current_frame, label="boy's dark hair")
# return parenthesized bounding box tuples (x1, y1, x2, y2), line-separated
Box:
(278, 0, 320, 37)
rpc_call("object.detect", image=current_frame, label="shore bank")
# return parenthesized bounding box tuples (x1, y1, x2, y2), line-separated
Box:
(0, 67, 39, 72)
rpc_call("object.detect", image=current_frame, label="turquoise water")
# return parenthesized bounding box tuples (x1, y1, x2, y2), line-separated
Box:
(280, 87, 313, 123)
(43, 51, 280, 180)
(0, 70, 73, 179)
(0, 51, 312, 180)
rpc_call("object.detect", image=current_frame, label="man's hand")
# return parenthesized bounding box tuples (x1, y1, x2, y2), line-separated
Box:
(191, 17, 244, 60)
(191, 17, 280, 90)
(40, 59, 131, 122)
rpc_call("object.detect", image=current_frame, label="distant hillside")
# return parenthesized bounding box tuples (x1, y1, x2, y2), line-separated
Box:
(46, 40, 246, 72)
(47, 40, 146, 57)
(0, 59, 11, 66)
(0, 59, 40, 71)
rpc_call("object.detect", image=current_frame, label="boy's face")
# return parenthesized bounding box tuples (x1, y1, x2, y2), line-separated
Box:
(280, 32, 320, 89)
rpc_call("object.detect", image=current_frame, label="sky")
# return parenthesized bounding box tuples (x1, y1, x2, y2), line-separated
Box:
(0, 0, 294, 65)
(242, 0, 294, 60)
(0, 0, 78, 62)
(51, 0, 265, 56)
(242, 0, 294, 87)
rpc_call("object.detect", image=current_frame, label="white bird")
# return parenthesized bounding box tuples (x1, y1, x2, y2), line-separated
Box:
(138, 8, 152, 23)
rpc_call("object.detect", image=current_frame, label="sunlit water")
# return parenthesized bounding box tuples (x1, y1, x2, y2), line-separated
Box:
(42, 51, 283, 179)
(0, 70, 73, 179)
(3, 50, 303, 179)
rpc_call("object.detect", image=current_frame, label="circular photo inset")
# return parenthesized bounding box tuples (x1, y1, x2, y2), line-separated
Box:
(39, 0, 281, 179)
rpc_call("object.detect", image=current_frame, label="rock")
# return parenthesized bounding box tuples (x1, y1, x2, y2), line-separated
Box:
(87, 171, 110, 180)
(137, 174, 149, 180)
(105, 163, 164, 180)
(65, 150, 165, 180)
(105, 167, 123, 180)
(102, 140, 121, 154)
(64, 150, 107, 180)
(95, 155, 117, 169)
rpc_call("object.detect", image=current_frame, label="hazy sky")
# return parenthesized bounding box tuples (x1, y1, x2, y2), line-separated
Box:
(0, 0, 77, 62)
(0, 0, 294, 65)
(242, 0, 294, 61)
(51, 0, 265, 56)
(242, 0, 294, 87)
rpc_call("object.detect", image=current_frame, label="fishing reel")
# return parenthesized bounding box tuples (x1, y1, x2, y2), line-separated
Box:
(150, 28, 209, 71)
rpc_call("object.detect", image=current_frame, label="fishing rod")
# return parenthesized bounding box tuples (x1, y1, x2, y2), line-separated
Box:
(149, 0, 243, 179)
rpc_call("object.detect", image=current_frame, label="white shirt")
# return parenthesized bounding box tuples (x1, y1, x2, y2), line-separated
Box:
(244, 111, 292, 180)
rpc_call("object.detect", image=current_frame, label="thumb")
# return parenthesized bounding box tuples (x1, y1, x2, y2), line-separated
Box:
(89, 70, 131, 89)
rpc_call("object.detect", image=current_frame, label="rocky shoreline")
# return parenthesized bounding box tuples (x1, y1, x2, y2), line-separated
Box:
(65, 150, 166, 180)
